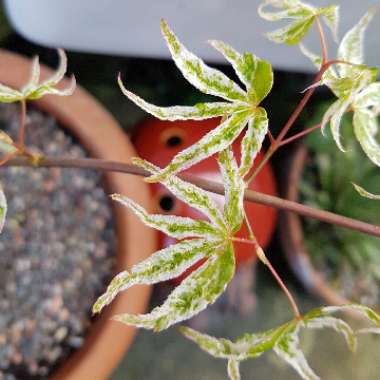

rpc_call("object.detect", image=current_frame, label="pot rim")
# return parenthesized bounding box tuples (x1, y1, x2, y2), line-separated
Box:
(0, 49, 156, 380)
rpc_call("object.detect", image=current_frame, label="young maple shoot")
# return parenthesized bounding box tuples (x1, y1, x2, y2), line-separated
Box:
(0, 49, 76, 233)
(258, 0, 339, 45)
(299, 9, 380, 199)
(0, 49, 76, 103)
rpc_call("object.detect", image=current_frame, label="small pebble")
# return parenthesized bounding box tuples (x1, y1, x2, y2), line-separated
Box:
(0, 104, 115, 379)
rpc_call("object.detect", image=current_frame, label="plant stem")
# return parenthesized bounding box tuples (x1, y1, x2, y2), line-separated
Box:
(17, 100, 27, 152)
(315, 16, 328, 65)
(246, 58, 343, 185)
(279, 123, 321, 147)
(231, 236, 301, 320)
(3, 156, 380, 238)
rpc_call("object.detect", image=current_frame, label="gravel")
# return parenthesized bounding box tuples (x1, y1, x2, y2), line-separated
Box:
(0, 104, 115, 379)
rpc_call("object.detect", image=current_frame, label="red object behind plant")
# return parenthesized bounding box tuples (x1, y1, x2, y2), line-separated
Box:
(133, 118, 277, 283)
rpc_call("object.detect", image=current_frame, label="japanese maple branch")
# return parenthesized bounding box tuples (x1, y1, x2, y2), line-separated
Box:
(3, 156, 380, 238)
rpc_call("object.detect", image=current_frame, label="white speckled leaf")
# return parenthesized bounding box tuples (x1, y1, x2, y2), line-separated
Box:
(274, 323, 319, 380)
(0, 131, 17, 154)
(218, 148, 245, 233)
(320, 5, 339, 42)
(26, 49, 76, 100)
(132, 158, 226, 229)
(93, 238, 221, 313)
(180, 305, 380, 380)
(357, 327, 380, 335)
(259, 1, 339, 45)
(321, 97, 352, 151)
(145, 110, 252, 183)
(353, 82, 380, 110)
(0, 50, 75, 102)
(322, 304, 380, 327)
(160, 20, 247, 103)
(113, 243, 235, 331)
(21, 56, 40, 94)
(111, 193, 222, 239)
(227, 360, 241, 380)
(239, 107, 268, 177)
(305, 316, 356, 352)
(0, 188, 6, 233)
(338, 10, 375, 78)
(118, 75, 243, 120)
(208, 40, 273, 104)
(258, 1, 314, 22)
(353, 109, 380, 167)
(353, 183, 380, 200)
(266, 17, 315, 45)
(299, 44, 338, 87)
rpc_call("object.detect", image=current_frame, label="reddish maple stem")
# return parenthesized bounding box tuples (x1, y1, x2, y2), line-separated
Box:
(316, 16, 328, 65)
(279, 123, 322, 147)
(268, 130, 276, 146)
(0, 151, 18, 166)
(231, 236, 301, 320)
(247, 59, 340, 184)
(17, 100, 27, 151)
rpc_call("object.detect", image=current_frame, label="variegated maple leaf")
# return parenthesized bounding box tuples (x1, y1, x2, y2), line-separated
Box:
(0, 49, 76, 103)
(300, 10, 380, 198)
(119, 19, 272, 183)
(181, 304, 380, 380)
(0, 187, 6, 234)
(93, 150, 246, 331)
(258, 0, 339, 45)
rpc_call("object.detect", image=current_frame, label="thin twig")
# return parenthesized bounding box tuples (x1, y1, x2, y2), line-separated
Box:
(3, 156, 380, 238)
(315, 16, 328, 65)
(279, 123, 321, 147)
(231, 236, 301, 320)
(17, 100, 27, 151)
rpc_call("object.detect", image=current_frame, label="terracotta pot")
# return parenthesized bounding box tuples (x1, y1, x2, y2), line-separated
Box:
(0, 49, 156, 379)
(280, 143, 365, 307)
(133, 118, 278, 283)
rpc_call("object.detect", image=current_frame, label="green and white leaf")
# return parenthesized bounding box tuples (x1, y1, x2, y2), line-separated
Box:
(208, 40, 273, 104)
(160, 19, 246, 103)
(299, 44, 338, 87)
(322, 304, 380, 327)
(111, 193, 221, 239)
(119, 21, 273, 182)
(0, 187, 6, 233)
(305, 316, 356, 352)
(274, 323, 319, 380)
(353, 183, 380, 200)
(218, 148, 245, 233)
(132, 158, 226, 229)
(180, 304, 380, 380)
(118, 75, 243, 121)
(353, 82, 380, 110)
(113, 244, 235, 331)
(258, 0, 339, 45)
(353, 109, 380, 167)
(239, 107, 268, 177)
(0, 131, 17, 154)
(0, 49, 76, 103)
(145, 110, 252, 183)
(337, 9, 375, 78)
(93, 238, 221, 313)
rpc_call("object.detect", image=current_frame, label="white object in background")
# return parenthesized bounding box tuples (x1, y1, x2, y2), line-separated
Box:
(4, 0, 380, 72)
